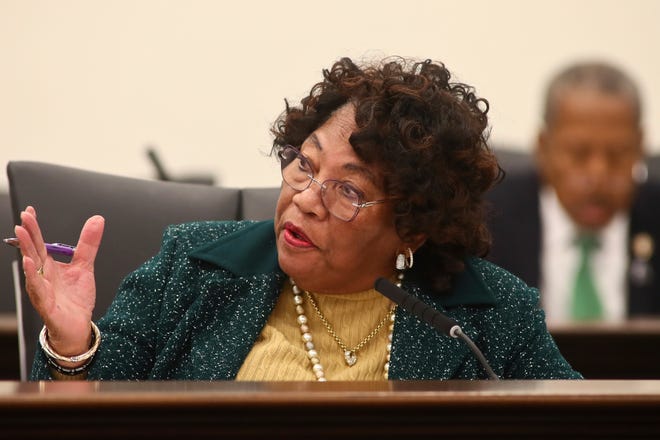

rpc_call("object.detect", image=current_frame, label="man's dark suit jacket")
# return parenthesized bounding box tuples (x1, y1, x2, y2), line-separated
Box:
(485, 169, 660, 317)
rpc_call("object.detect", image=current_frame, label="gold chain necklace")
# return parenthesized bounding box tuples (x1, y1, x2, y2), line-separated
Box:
(304, 290, 396, 367)
(290, 277, 402, 381)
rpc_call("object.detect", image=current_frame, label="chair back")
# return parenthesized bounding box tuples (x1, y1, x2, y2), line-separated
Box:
(7, 161, 241, 379)
(0, 192, 16, 315)
(240, 187, 280, 220)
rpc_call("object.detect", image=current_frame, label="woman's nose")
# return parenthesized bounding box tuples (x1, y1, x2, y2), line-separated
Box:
(292, 179, 329, 219)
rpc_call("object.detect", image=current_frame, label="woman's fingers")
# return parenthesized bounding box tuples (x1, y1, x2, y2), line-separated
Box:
(71, 215, 105, 270)
(22, 255, 51, 314)
(16, 209, 105, 274)
(14, 224, 43, 268)
(19, 207, 48, 264)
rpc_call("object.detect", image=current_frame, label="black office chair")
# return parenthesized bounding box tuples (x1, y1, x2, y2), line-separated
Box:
(646, 154, 660, 182)
(1, 192, 15, 315)
(7, 161, 241, 379)
(492, 147, 534, 175)
(240, 187, 280, 220)
(493, 147, 660, 183)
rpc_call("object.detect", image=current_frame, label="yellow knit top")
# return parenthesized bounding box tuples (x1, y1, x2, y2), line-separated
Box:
(236, 280, 395, 381)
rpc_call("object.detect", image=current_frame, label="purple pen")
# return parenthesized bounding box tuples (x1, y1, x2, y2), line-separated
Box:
(3, 237, 76, 256)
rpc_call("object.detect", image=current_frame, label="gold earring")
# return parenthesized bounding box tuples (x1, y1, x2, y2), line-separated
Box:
(395, 247, 414, 270)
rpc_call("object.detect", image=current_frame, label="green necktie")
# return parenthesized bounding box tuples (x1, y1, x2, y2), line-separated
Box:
(570, 234, 603, 320)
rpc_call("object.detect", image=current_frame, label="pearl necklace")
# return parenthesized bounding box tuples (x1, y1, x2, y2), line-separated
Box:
(290, 274, 402, 381)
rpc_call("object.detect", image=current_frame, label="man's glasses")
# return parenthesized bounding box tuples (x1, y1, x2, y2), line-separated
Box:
(279, 145, 388, 222)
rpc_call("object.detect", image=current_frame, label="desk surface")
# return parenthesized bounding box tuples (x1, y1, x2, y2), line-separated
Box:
(1, 380, 660, 438)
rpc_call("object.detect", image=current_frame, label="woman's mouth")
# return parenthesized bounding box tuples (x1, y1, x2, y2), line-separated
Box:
(283, 222, 316, 248)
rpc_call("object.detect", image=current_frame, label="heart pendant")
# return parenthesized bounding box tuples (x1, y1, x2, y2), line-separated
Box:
(344, 350, 357, 367)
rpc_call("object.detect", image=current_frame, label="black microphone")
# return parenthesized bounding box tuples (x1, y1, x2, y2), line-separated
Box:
(374, 277, 499, 380)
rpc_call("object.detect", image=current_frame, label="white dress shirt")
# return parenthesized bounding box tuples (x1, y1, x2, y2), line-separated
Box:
(539, 187, 628, 323)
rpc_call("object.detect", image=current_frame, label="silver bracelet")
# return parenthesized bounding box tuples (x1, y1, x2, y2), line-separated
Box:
(39, 322, 101, 364)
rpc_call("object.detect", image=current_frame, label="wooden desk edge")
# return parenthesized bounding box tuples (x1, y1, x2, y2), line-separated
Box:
(2, 380, 660, 407)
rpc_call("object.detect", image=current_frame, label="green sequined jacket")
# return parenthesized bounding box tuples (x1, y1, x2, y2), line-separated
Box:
(31, 220, 581, 380)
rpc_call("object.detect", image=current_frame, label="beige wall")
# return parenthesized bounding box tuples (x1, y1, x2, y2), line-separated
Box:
(1, 0, 659, 190)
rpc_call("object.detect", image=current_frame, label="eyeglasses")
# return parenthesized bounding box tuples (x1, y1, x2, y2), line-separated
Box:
(278, 145, 388, 222)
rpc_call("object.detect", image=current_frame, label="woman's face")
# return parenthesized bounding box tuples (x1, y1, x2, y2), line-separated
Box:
(274, 105, 408, 294)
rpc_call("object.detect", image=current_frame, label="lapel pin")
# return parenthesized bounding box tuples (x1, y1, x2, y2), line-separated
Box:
(630, 232, 654, 286)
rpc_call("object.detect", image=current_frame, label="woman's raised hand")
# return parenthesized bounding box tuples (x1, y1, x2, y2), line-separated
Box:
(14, 206, 105, 363)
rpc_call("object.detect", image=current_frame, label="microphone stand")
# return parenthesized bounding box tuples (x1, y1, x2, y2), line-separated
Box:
(375, 278, 499, 380)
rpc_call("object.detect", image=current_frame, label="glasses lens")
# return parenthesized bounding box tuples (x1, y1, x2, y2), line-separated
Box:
(323, 181, 360, 221)
(279, 146, 298, 169)
(281, 147, 312, 191)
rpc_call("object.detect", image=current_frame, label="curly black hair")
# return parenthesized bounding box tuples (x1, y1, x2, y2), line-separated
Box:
(271, 57, 502, 292)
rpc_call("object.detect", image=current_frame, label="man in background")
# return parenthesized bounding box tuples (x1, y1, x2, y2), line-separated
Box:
(487, 61, 660, 322)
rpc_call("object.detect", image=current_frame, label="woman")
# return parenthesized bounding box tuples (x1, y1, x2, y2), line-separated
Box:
(16, 57, 581, 380)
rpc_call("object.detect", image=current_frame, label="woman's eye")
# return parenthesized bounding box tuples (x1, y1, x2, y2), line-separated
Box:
(296, 157, 312, 173)
(338, 183, 361, 199)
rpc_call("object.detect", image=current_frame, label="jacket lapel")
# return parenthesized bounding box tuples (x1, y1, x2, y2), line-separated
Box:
(166, 271, 285, 379)
(627, 183, 660, 315)
(152, 221, 286, 379)
(189, 220, 279, 275)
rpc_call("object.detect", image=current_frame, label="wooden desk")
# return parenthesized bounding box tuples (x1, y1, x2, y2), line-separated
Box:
(549, 319, 660, 379)
(1, 380, 659, 438)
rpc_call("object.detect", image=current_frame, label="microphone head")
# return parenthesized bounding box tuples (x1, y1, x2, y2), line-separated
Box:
(374, 277, 406, 303)
(374, 277, 390, 292)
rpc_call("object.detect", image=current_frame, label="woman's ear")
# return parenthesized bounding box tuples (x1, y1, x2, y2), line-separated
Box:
(408, 234, 428, 253)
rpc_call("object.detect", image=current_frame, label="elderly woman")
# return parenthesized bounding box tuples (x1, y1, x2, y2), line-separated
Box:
(16, 57, 580, 381)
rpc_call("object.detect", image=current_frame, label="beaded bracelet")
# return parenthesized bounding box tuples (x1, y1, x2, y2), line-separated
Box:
(45, 354, 95, 376)
(39, 322, 101, 365)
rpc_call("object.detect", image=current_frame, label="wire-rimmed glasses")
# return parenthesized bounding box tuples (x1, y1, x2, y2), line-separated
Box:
(279, 145, 388, 222)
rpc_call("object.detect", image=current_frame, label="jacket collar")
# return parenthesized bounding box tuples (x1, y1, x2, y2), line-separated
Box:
(432, 258, 497, 307)
(189, 220, 496, 307)
(189, 220, 280, 276)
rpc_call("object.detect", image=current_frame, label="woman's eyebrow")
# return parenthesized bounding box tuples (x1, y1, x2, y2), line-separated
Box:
(343, 163, 378, 186)
(309, 133, 378, 185)
(309, 133, 322, 151)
